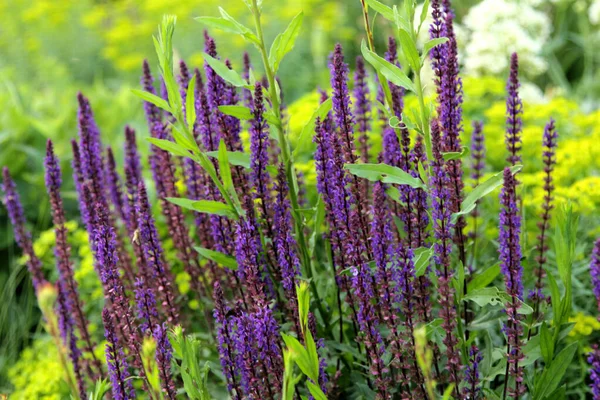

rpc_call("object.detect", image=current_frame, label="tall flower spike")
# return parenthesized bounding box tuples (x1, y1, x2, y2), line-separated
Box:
(154, 323, 177, 400)
(463, 345, 483, 400)
(499, 167, 525, 398)
(506, 53, 523, 166)
(45, 140, 102, 379)
(590, 238, 600, 314)
(242, 52, 253, 108)
(213, 282, 242, 398)
(249, 82, 273, 223)
(532, 119, 558, 308)
(353, 56, 371, 164)
(329, 43, 371, 256)
(429, 120, 462, 391)
(77, 93, 105, 203)
(588, 345, 600, 400)
(71, 140, 91, 231)
(1, 167, 46, 290)
(102, 308, 135, 400)
(469, 121, 485, 267)
(56, 284, 86, 399)
(273, 164, 301, 328)
(136, 182, 179, 323)
(134, 278, 159, 335)
(235, 217, 269, 311)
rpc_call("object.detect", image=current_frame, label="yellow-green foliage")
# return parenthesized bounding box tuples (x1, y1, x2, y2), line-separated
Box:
(8, 338, 70, 400)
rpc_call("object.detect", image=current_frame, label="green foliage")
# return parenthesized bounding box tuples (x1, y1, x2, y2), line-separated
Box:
(169, 326, 212, 400)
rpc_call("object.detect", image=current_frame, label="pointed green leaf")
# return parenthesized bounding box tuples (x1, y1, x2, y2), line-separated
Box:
(147, 138, 192, 158)
(397, 28, 420, 72)
(364, 0, 395, 21)
(344, 163, 426, 189)
(467, 262, 501, 292)
(534, 343, 577, 400)
(186, 75, 197, 131)
(166, 197, 236, 219)
(422, 37, 449, 60)
(132, 89, 171, 112)
(218, 105, 254, 120)
(206, 150, 250, 168)
(281, 333, 314, 381)
(442, 146, 469, 161)
(413, 247, 433, 277)
(202, 53, 247, 87)
(194, 246, 238, 270)
(419, 0, 431, 33)
(452, 165, 522, 223)
(361, 40, 415, 93)
(306, 381, 327, 400)
(293, 97, 333, 157)
(269, 12, 304, 73)
(539, 322, 553, 366)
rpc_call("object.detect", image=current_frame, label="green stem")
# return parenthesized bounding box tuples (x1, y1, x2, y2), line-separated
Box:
(250, 0, 329, 324)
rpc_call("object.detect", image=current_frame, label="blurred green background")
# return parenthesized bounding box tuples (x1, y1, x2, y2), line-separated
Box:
(1, 0, 599, 396)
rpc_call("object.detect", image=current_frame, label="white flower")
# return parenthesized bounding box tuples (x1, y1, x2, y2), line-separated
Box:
(462, 0, 551, 77)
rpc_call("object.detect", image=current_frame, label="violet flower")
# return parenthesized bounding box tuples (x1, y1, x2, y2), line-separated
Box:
(45, 140, 102, 379)
(102, 307, 135, 400)
(506, 53, 523, 166)
(532, 119, 558, 306)
(134, 278, 159, 335)
(429, 120, 462, 390)
(1, 167, 46, 290)
(463, 345, 482, 399)
(136, 182, 179, 323)
(213, 282, 241, 398)
(499, 167, 525, 397)
(353, 56, 371, 164)
(588, 345, 600, 400)
(154, 323, 177, 400)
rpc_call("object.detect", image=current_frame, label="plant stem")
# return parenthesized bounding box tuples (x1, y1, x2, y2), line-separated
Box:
(249, 0, 329, 325)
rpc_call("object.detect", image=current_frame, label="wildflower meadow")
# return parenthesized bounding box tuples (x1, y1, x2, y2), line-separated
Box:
(1, 0, 600, 399)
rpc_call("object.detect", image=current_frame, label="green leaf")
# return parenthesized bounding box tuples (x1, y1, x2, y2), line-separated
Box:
(306, 381, 327, 400)
(186, 75, 197, 131)
(413, 247, 433, 277)
(218, 7, 260, 44)
(418, 0, 430, 33)
(88, 379, 111, 400)
(464, 287, 533, 315)
(467, 262, 501, 292)
(206, 150, 250, 168)
(364, 0, 395, 21)
(442, 146, 469, 161)
(539, 322, 554, 366)
(269, 12, 304, 73)
(166, 197, 236, 219)
(132, 89, 171, 112)
(147, 138, 193, 158)
(385, 186, 402, 204)
(452, 165, 522, 223)
(194, 246, 238, 270)
(397, 28, 420, 72)
(422, 37, 449, 60)
(202, 53, 247, 87)
(281, 333, 315, 382)
(534, 343, 577, 400)
(196, 8, 260, 45)
(282, 350, 297, 400)
(293, 98, 333, 157)
(344, 163, 426, 189)
(218, 105, 253, 120)
(361, 40, 415, 93)
(296, 282, 310, 334)
(216, 140, 244, 216)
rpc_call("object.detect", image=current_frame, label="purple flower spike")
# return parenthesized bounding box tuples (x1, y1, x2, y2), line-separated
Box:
(588, 345, 600, 399)
(213, 282, 241, 398)
(102, 308, 135, 400)
(463, 345, 483, 399)
(429, 120, 462, 390)
(499, 167, 525, 397)
(136, 182, 179, 323)
(77, 93, 105, 203)
(532, 119, 558, 306)
(1, 167, 46, 291)
(506, 53, 523, 166)
(134, 278, 159, 335)
(249, 82, 273, 222)
(154, 323, 177, 400)
(45, 140, 102, 379)
(235, 217, 269, 311)
(329, 43, 356, 164)
(105, 147, 128, 224)
(353, 56, 371, 164)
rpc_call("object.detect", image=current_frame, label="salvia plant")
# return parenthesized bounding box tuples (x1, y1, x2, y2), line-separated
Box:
(2, 0, 599, 399)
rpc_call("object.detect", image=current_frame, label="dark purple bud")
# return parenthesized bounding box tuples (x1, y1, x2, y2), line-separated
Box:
(506, 53, 523, 166)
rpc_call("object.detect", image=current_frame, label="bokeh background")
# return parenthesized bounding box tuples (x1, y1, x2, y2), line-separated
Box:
(1, 0, 599, 396)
